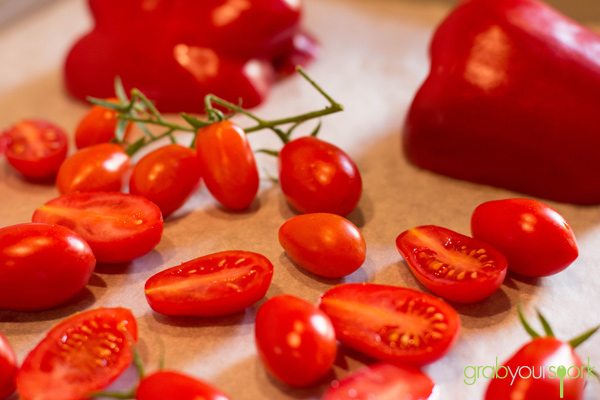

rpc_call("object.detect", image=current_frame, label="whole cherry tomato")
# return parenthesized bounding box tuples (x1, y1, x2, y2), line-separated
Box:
(32, 192, 163, 264)
(255, 294, 337, 387)
(278, 136, 362, 216)
(396, 225, 507, 303)
(16, 307, 137, 400)
(2, 119, 68, 179)
(0, 331, 17, 400)
(319, 283, 460, 366)
(56, 142, 131, 194)
(130, 144, 201, 217)
(279, 213, 366, 278)
(75, 98, 132, 149)
(0, 223, 96, 311)
(471, 198, 578, 277)
(145, 250, 273, 317)
(195, 121, 259, 210)
(136, 370, 231, 400)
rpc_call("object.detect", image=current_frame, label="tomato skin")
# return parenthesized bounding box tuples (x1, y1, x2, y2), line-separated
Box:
(75, 98, 131, 149)
(145, 250, 273, 317)
(16, 307, 138, 400)
(255, 294, 337, 387)
(278, 137, 362, 216)
(278, 213, 366, 278)
(32, 192, 163, 264)
(0, 331, 17, 400)
(471, 198, 578, 277)
(136, 370, 231, 400)
(319, 283, 460, 366)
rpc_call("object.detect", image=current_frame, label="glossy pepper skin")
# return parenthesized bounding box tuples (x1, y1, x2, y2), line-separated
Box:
(403, 0, 600, 204)
(65, 0, 319, 113)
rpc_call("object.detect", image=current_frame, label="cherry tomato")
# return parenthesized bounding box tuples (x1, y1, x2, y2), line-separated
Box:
(278, 213, 366, 278)
(56, 142, 131, 194)
(32, 192, 163, 264)
(16, 307, 137, 400)
(319, 283, 460, 366)
(255, 294, 337, 387)
(396, 225, 507, 303)
(322, 362, 437, 400)
(471, 198, 578, 277)
(0, 331, 17, 400)
(130, 144, 201, 217)
(75, 98, 132, 149)
(136, 370, 231, 400)
(2, 119, 68, 179)
(145, 250, 273, 317)
(278, 136, 362, 216)
(195, 121, 259, 210)
(0, 223, 96, 311)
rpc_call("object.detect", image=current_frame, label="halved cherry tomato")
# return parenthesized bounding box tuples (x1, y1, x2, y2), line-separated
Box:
(396, 225, 507, 303)
(32, 192, 163, 264)
(471, 198, 578, 277)
(322, 362, 437, 400)
(130, 144, 202, 217)
(279, 213, 366, 278)
(56, 142, 131, 194)
(255, 294, 337, 387)
(2, 119, 68, 179)
(278, 136, 362, 216)
(136, 370, 231, 400)
(195, 121, 258, 210)
(16, 307, 137, 400)
(145, 250, 273, 316)
(319, 283, 460, 366)
(0, 331, 17, 400)
(75, 98, 132, 149)
(0, 223, 96, 311)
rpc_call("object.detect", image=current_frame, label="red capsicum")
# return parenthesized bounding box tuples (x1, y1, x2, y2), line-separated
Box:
(403, 0, 600, 204)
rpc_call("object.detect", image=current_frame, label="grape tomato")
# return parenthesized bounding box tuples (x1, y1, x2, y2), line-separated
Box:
(75, 98, 132, 149)
(0, 331, 17, 400)
(136, 370, 231, 400)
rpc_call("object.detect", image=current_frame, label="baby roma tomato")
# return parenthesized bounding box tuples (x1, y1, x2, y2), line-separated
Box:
(278, 136, 362, 216)
(195, 120, 259, 210)
(0, 223, 96, 311)
(279, 213, 366, 278)
(255, 294, 337, 387)
(2, 119, 68, 179)
(16, 307, 137, 400)
(136, 370, 231, 400)
(75, 98, 131, 149)
(471, 198, 578, 277)
(32, 192, 163, 264)
(396, 225, 507, 303)
(319, 283, 460, 366)
(145, 250, 273, 317)
(0, 331, 17, 400)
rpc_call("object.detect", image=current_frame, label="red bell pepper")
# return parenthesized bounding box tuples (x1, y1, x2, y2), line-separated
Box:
(404, 0, 600, 204)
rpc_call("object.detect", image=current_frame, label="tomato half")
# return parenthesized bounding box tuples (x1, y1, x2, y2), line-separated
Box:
(396, 225, 507, 303)
(278, 136, 362, 216)
(32, 192, 163, 264)
(0, 331, 17, 400)
(75, 98, 131, 149)
(145, 250, 273, 316)
(16, 307, 137, 400)
(319, 283, 460, 366)
(471, 198, 578, 277)
(136, 370, 231, 400)
(278, 213, 366, 278)
(3, 119, 68, 179)
(195, 121, 258, 210)
(255, 294, 337, 387)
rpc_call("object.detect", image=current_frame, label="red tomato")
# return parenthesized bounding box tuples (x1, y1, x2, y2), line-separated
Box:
(32, 192, 163, 264)
(319, 283, 460, 366)
(130, 144, 201, 217)
(75, 98, 132, 149)
(136, 370, 231, 400)
(0, 331, 17, 400)
(16, 307, 137, 400)
(471, 198, 578, 277)
(255, 294, 337, 387)
(396, 225, 507, 303)
(145, 250, 273, 317)
(278, 213, 366, 278)
(322, 362, 437, 400)
(0, 223, 96, 311)
(2, 119, 68, 179)
(278, 137, 362, 216)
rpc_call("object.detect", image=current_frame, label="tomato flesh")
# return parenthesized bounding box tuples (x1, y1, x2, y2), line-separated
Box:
(75, 98, 131, 149)
(136, 370, 231, 400)
(0, 331, 17, 400)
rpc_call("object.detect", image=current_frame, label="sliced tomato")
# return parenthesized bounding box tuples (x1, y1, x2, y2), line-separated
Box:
(15, 307, 137, 400)
(145, 250, 273, 316)
(136, 370, 231, 400)
(0, 331, 17, 400)
(319, 283, 460, 366)
(32, 192, 163, 264)
(396, 225, 508, 303)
